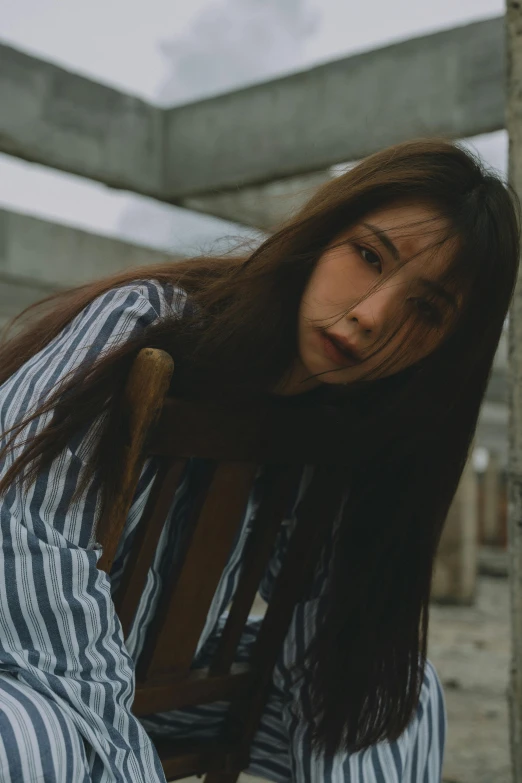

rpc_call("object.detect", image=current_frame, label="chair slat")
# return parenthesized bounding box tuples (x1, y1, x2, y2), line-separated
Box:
(133, 664, 251, 715)
(114, 457, 187, 636)
(105, 349, 355, 782)
(138, 461, 259, 682)
(97, 348, 174, 573)
(209, 464, 303, 676)
(149, 399, 353, 465)
(220, 466, 347, 754)
(251, 467, 345, 669)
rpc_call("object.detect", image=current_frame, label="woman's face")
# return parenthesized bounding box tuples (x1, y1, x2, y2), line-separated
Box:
(283, 203, 460, 394)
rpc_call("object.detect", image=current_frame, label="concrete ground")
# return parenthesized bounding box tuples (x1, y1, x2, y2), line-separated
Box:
(429, 572, 511, 783)
(178, 571, 512, 783)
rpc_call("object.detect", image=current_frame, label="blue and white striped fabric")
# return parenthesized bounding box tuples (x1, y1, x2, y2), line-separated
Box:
(0, 280, 446, 782)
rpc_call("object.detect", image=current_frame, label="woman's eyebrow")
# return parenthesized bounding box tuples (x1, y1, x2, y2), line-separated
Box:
(362, 223, 401, 262)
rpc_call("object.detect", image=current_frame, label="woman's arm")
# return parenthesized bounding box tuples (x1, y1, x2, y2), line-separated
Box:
(0, 280, 182, 781)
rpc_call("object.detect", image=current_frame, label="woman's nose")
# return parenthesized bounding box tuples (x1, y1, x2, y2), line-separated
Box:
(348, 287, 395, 337)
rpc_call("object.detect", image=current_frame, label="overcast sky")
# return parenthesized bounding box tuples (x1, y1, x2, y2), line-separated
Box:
(0, 0, 507, 254)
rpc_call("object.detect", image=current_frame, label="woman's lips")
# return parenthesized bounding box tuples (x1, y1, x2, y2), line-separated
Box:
(318, 331, 361, 366)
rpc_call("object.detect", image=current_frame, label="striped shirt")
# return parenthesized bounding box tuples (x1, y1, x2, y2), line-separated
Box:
(0, 279, 445, 782)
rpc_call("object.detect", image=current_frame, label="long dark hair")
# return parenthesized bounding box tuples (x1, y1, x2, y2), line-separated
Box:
(0, 139, 518, 755)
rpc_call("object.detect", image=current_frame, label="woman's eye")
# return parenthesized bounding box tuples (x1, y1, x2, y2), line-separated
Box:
(359, 247, 382, 272)
(414, 298, 441, 324)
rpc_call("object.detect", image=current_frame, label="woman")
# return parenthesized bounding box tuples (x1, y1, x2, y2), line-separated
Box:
(0, 139, 517, 782)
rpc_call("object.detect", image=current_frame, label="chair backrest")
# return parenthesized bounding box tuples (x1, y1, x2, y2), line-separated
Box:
(97, 348, 351, 781)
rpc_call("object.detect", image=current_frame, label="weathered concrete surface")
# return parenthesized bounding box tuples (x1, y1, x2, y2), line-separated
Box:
(0, 19, 505, 204)
(0, 44, 164, 199)
(183, 171, 333, 232)
(0, 207, 174, 292)
(477, 401, 509, 466)
(164, 18, 504, 196)
(0, 42, 328, 229)
(484, 452, 502, 544)
(432, 458, 478, 604)
(0, 273, 58, 330)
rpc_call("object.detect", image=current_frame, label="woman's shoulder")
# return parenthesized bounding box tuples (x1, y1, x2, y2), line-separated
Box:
(52, 277, 191, 355)
(0, 278, 189, 411)
(33, 277, 190, 371)
(134, 278, 189, 319)
(92, 278, 189, 321)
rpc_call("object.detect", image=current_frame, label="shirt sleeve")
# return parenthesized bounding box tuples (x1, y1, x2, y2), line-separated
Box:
(0, 281, 183, 781)
(273, 628, 445, 783)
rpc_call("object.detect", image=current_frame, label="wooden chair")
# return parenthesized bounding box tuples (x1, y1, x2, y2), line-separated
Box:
(97, 348, 350, 782)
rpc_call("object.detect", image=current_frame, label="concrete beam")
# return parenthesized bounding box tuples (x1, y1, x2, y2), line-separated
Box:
(0, 42, 327, 230)
(182, 171, 333, 231)
(0, 208, 173, 292)
(0, 44, 164, 199)
(0, 274, 60, 328)
(164, 17, 504, 196)
(0, 18, 505, 209)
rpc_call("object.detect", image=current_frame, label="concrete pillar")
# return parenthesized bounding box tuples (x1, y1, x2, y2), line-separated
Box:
(483, 451, 501, 545)
(432, 457, 478, 604)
